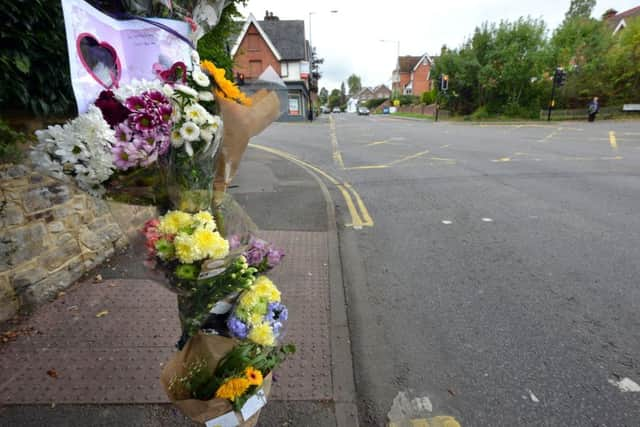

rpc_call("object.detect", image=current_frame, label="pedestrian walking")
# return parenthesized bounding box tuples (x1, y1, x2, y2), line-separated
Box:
(587, 97, 599, 122)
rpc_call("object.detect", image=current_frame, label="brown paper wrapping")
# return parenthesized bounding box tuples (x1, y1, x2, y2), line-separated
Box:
(214, 90, 281, 192)
(160, 333, 273, 426)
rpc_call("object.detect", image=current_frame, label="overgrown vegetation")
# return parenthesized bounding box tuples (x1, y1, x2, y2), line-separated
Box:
(0, 118, 28, 164)
(432, 0, 640, 118)
(0, 1, 245, 118)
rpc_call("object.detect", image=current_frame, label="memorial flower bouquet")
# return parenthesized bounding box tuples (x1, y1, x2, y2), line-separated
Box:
(143, 209, 258, 344)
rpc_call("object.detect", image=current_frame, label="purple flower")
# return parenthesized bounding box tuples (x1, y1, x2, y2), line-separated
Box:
(95, 90, 131, 127)
(115, 123, 133, 142)
(227, 315, 248, 339)
(249, 236, 269, 251)
(267, 302, 288, 323)
(245, 248, 265, 266)
(266, 247, 285, 268)
(125, 95, 146, 112)
(228, 234, 242, 250)
(112, 142, 142, 170)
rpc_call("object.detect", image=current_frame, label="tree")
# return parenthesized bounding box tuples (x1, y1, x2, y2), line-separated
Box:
(347, 74, 362, 95)
(340, 82, 347, 105)
(564, 0, 596, 22)
(328, 89, 342, 109)
(319, 87, 329, 105)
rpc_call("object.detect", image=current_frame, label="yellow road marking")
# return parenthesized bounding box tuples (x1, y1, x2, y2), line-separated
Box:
(389, 416, 461, 427)
(329, 115, 345, 169)
(429, 157, 457, 164)
(387, 150, 431, 166)
(249, 143, 373, 228)
(492, 157, 512, 162)
(367, 140, 391, 146)
(344, 165, 389, 171)
(344, 182, 373, 226)
(609, 131, 618, 150)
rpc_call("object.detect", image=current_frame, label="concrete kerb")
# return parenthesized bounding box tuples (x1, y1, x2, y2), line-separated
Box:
(247, 145, 360, 427)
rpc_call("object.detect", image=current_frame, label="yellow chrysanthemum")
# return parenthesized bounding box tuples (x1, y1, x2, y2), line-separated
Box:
(252, 276, 281, 302)
(248, 322, 275, 346)
(239, 290, 260, 309)
(201, 60, 252, 106)
(215, 377, 250, 402)
(174, 233, 201, 264)
(192, 228, 228, 259)
(245, 367, 263, 386)
(249, 312, 264, 326)
(193, 211, 216, 229)
(159, 211, 193, 234)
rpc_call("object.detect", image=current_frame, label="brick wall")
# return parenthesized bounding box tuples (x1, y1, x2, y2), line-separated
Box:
(233, 24, 281, 79)
(0, 164, 155, 322)
(412, 62, 432, 96)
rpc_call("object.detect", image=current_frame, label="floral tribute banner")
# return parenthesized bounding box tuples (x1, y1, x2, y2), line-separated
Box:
(61, 0, 192, 113)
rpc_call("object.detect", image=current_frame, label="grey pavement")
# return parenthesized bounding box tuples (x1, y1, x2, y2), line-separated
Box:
(254, 114, 640, 426)
(0, 148, 356, 427)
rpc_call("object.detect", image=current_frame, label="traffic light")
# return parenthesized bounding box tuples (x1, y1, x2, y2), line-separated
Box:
(237, 72, 245, 85)
(554, 68, 567, 86)
(441, 74, 449, 91)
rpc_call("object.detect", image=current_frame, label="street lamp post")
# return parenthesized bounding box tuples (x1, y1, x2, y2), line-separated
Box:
(308, 10, 338, 121)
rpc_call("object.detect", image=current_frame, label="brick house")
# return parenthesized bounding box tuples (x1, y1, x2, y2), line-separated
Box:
(231, 12, 311, 121)
(392, 54, 434, 96)
(355, 87, 375, 102)
(372, 84, 391, 99)
(604, 6, 640, 34)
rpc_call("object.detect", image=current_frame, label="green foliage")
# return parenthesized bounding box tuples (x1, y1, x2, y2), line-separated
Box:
(328, 88, 342, 109)
(470, 106, 490, 120)
(420, 89, 437, 105)
(197, 1, 246, 80)
(319, 87, 329, 105)
(347, 74, 362, 95)
(365, 98, 388, 109)
(564, 0, 596, 22)
(0, 119, 28, 164)
(0, 0, 75, 116)
(398, 95, 419, 106)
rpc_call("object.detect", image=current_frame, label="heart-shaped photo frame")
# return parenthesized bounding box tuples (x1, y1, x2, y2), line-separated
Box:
(76, 32, 121, 89)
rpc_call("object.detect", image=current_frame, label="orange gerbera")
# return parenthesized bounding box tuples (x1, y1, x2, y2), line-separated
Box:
(244, 367, 263, 386)
(215, 377, 250, 402)
(201, 60, 252, 106)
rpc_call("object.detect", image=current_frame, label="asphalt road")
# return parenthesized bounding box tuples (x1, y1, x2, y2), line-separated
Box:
(254, 114, 640, 426)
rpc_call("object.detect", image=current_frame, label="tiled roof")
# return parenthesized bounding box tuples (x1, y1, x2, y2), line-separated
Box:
(615, 5, 640, 19)
(398, 56, 421, 73)
(258, 20, 306, 60)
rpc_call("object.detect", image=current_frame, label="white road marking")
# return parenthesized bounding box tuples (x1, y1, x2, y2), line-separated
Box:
(609, 377, 640, 392)
(482, 218, 494, 222)
(528, 389, 540, 403)
(442, 220, 453, 225)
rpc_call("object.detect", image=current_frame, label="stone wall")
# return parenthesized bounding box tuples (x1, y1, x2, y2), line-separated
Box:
(0, 164, 155, 322)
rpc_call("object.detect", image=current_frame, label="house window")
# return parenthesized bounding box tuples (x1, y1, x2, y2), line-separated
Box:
(281, 62, 289, 77)
(249, 60, 262, 78)
(248, 34, 260, 51)
(288, 92, 302, 116)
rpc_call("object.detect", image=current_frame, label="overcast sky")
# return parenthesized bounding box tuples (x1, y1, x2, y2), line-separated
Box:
(239, 0, 638, 92)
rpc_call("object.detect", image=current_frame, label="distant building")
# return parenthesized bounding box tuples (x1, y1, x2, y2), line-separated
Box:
(392, 54, 434, 96)
(604, 6, 640, 34)
(371, 84, 391, 99)
(354, 87, 374, 102)
(231, 12, 311, 121)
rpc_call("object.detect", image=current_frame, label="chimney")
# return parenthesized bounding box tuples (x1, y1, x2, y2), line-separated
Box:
(602, 9, 618, 19)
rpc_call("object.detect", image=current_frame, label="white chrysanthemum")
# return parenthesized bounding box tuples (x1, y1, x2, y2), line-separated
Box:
(180, 122, 200, 142)
(175, 84, 198, 98)
(198, 91, 214, 102)
(162, 84, 174, 97)
(200, 128, 214, 144)
(208, 115, 222, 130)
(171, 129, 184, 147)
(192, 69, 210, 87)
(184, 104, 209, 124)
(32, 105, 115, 195)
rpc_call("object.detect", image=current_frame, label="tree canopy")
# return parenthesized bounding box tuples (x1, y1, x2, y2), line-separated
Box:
(347, 74, 362, 95)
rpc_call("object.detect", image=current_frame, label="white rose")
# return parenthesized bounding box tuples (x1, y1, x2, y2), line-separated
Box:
(192, 69, 210, 87)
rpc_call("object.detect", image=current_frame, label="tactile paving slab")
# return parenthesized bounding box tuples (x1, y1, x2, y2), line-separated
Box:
(260, 231, 332, 401)
(0, 231, 332, 404)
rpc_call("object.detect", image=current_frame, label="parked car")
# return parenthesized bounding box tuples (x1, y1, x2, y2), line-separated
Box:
(332, 107, 341, 113)
(320, 106, 330, 114)
(357, 107, 370, 116)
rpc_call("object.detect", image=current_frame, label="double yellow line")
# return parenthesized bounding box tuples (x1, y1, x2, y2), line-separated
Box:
(249, 144, 374, 229)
